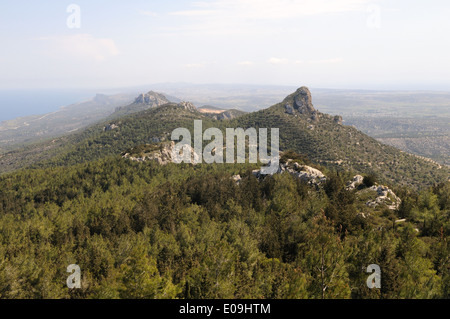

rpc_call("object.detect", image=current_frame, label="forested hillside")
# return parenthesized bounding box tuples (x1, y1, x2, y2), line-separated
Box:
(0, 88, 449, 299)
(1, 156, 449, 298)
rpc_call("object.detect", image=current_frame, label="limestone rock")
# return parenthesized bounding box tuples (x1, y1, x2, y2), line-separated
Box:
(251, 159, 326, 186)
(134, 91, 169, 106)
(123, 141, 200, 165)
(293, 164, 327, 185)
(365, 185, 401, 210)
(114, 91, 170, 114)
(178, 101, 197, 112)
(346, 175, 364, 190)
(285, 104, 294, 115)
(293, 87, 315, 114)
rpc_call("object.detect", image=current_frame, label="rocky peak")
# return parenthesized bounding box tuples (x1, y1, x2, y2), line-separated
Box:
(114, 91, 170, 115)
(283, 86, 321, 122)
(293, 86, 315, 114)
(284, 86, 316, 114)
(134, 91, 169, 106)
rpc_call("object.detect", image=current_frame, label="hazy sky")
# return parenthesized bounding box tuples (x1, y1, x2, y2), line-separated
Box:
(1, 0, 450, 90)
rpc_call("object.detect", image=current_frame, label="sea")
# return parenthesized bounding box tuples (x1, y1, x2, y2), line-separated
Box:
(0, 89, 95, 123)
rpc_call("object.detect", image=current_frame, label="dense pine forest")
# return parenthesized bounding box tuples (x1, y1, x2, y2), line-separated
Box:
(0, 154, 449, 299)
(3, 0, 450, 303)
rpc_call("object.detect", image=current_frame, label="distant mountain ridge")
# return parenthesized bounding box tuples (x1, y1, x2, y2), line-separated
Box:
(0, 86, 448, 189)
(112, 91, 171, 116)
(113, 91, 246, 120)
(0, 90, 183, 152)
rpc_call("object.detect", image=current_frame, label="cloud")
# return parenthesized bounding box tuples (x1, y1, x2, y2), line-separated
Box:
(268, 57, 289, 64)
(37, 34, 119, 61)
(161, 0, 372, 37)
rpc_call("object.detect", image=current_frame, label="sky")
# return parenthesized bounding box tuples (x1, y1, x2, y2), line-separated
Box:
(1, 0, 450, 91)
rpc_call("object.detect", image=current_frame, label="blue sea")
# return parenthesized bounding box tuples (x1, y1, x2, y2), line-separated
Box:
(0, 89, 95, 123)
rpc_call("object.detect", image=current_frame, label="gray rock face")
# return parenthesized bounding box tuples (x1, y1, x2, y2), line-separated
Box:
(285, 104, 294, 115)
(346, 175, 364, 190)
(123, 141, 200, 165)
(178, 101, 197, 112)
(283, 87, 346, 126)
(366, 185, 402, 210)
(283, 87, 320, 121)
(293, 164, 326, 184)
(345, 175, 401, 211)
(134, 91, 169, 106)
(115, 91, 170, 115)
(293, 87, 315, 114)
(251, 159, 326, 186)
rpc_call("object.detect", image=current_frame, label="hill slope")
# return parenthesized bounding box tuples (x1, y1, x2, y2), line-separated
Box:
(230, 87, 449, 188)
(0, 87, 448, 189)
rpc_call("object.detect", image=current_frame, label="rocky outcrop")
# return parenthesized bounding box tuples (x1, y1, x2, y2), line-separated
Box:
(285, 104, 294, 115)
(178, 101, 197, 112)
(283, 86, 321, 123)
(346, 174, 401, 210)
(294, 164, 327, 184)
(346, 175, 364, 190)
(365, 185, 402, 210)
(252, 159, 326, 186)
(103, 123, 119, 131)
(123, 141, 200, 165)
(134, 91, 170, 106)
(114, 91, 171, 115)
(293, 87, 315, 114)
(283, 87, 347, 125)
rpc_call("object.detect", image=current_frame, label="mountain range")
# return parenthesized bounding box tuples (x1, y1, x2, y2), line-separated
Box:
(0, 87, 448, 189)
(1, 86, 449, 299)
